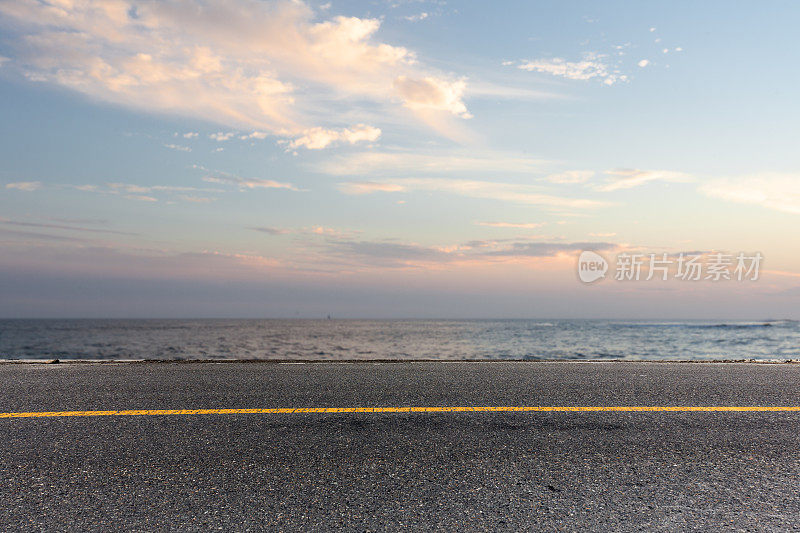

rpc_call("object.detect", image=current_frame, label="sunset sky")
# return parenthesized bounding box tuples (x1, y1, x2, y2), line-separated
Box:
(1, 0, 799, 318)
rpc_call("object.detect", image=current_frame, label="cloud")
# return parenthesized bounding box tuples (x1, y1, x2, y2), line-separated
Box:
(393, 76, 471, 117)
(338, 181, 406, 195)
(480, 241, 617, 258)
(316, 149, 547, 176)
(0, 229, 88, 242)
(403, 12, 428, 22)
(0, 0, 469, 136)
(0, 242, 290, 283)
(325, 238, 619, 268)
(179, 195, 214, 203)
(0, 229, 625, 294)
(182, 132, 199, 139)
(339, 178, 608, 209)
(50, 217, 108, 224)
(699, 173, 800, 214)
(477, 222, 545, 229)
(201, 173, 300, 191)
(464, 81, 561, 101)
(309, 226, 354, 238)
(210, 132, 235, 142)
(106, 183, 215, 194)
(513, 53, 627, 85)
(288, 124, 381, 150)
(240, 131, 268, 140)
(124, 194, 158, 202)
(5, 181, 42, 191)
(543, 170, 595, 184)
(251, 226, 292, 235)
(327, 240, 451, 266)
(637, 59, 650, 68)
(163, 143, 191, 152)
(250, 225, 356, 238)
(0, 218, 135, 235)
(71, 181, 222, 203)
(597, 169, 692, 191)
(108, 183, 149, 194)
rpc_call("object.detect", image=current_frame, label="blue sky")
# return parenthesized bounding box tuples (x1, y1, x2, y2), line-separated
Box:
(1, 0, 799, 318)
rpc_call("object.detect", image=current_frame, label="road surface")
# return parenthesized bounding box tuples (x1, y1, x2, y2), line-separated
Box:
(2, 361, 800, 531)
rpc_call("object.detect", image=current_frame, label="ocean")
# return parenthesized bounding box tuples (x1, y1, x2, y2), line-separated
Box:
(0, 319, 798, 361)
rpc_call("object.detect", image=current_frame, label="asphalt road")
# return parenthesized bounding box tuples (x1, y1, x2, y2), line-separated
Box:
(3, 361, 800, 531)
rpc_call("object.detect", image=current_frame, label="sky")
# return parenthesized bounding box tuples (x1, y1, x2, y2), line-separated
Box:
(1, 0, 800, 318)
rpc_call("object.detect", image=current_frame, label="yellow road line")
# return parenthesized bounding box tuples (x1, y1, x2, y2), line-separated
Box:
(2, 405, 800, 419)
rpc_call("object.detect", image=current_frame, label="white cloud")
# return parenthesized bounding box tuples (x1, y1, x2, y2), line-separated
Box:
(649, 27, 656, 32)
(316, 149, 547, 176)
(477, 222, 545, 229)
(210, 132, 235, 142)
(513, 53, 627, 85)
(5, 181, 42, 191)
(597, 169, 693, 191)
(638, 59, 650, 68)
(465, 81, 561, 101)
(108, 183, 150, 194)
(0, 0, 470, 136)
(699, 174, 800, 214)
(106, 183, 214, 194)
(124, 194, 158, 202)
(182, 132, 199, 139)
(202, 174, 300, 191)
(71, 182, 222, 204)
(251, 225, 357, 239)
(288, 124, 381, 150)
(339, 178, 608, 209)
(163, 143, 191, 152)
(543, 170, 595, 184)
(309, 226, 354, 238)
(337, 181, 405, 195)
(240, 131, 268, 140)
(403, 12, 428, 22)
(393, 76, 471, 117)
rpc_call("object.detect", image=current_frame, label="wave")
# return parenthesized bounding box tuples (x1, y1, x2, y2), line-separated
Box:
(617, 321, 791, 329)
